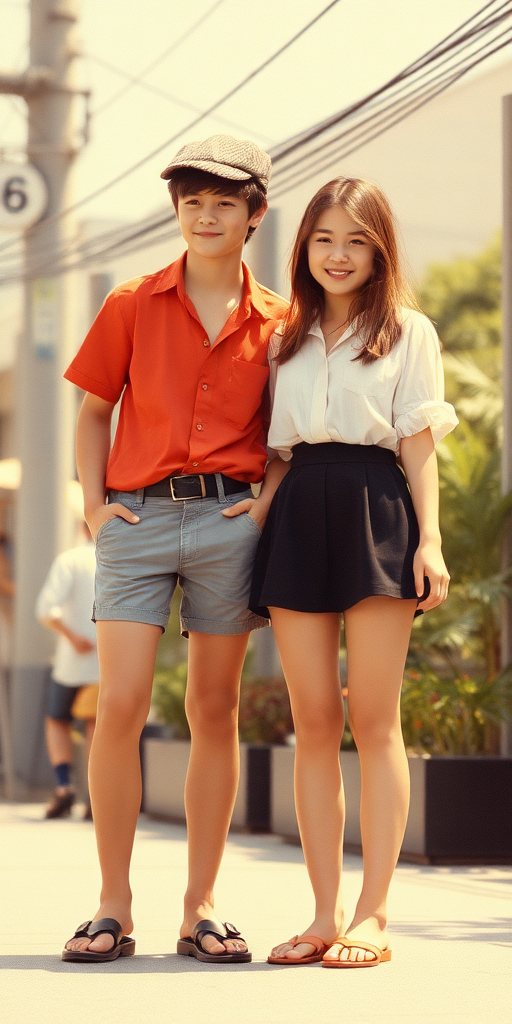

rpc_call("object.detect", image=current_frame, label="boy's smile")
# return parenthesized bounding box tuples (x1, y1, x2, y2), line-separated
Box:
(178, 191, 264, 258)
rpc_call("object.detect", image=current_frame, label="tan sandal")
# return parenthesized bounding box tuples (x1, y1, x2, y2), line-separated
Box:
(322, 936, 392, 968)
(268, 934, 331, 965)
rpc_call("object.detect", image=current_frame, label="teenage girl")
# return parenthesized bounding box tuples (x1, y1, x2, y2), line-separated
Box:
(233, 176, 458, 967)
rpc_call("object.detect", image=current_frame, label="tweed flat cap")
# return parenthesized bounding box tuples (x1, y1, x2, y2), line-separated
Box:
(160, 134, 271, 192)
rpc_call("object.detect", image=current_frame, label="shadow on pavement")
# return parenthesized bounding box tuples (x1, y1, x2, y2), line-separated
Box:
(0, 953, 312, 974)
(390, 917, 512, 944)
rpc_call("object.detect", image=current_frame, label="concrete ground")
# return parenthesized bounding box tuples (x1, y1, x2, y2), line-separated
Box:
(0, 801, 511, 1024)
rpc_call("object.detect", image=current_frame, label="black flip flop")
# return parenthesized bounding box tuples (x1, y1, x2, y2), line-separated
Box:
(177, 919, 251, 963)
(62, 918, 136, 963)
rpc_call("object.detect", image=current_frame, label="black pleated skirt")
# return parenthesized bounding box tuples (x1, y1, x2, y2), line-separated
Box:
(249, 441, 422, 618)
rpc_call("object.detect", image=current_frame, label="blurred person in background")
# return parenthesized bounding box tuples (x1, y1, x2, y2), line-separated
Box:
(36, 522, 98, 820)
(0, 531, 15, 669)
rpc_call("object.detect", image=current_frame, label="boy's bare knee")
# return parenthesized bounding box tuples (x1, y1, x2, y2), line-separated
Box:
(99, 687, 149, 734)
(185, 688, 238, 736)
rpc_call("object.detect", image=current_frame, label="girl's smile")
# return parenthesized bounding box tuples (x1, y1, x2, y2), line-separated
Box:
(307, 206, 376, 300)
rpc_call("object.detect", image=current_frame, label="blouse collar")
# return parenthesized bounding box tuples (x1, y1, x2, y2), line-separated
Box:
(308, 317, 358, 351)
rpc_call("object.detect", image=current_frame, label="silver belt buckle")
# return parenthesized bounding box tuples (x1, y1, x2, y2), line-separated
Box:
(169, 474, 207, 501)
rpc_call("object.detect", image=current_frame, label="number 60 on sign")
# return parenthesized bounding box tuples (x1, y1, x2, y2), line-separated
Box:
(0, 162, 48, 231)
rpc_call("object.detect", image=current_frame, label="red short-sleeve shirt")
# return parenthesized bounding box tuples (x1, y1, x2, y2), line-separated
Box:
(64, 253, 288, 490)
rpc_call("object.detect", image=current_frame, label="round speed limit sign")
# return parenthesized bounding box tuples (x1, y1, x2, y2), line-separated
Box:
(0, 162, 48, 230)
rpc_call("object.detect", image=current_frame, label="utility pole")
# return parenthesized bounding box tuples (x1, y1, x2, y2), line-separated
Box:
(502, 94, 512, 757)
(0, 0, 86, 788)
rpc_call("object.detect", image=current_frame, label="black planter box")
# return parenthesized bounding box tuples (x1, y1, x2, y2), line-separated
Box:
(271, 748, 512, 864)
(143, 739, 271, 832)
(422, 756, 512, 861)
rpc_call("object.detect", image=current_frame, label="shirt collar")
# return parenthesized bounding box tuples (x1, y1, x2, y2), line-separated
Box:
(309, 317, 357, 347)
(150, 253, 276, 321)
(242, 261, 276, 320)
(150, 252, 186, 296)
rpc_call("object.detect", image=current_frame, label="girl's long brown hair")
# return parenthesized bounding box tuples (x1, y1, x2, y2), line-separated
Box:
(276, 177, 417, 365)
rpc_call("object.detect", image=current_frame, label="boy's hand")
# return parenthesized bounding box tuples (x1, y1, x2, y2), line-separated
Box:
(221, 497, 268, 531)
(87, 502, 140, 541)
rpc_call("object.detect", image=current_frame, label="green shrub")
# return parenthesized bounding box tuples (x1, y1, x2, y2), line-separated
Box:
(151, 665, 294, 744)
(400, 667, 512, 756)
(238, 677, 293, 744)
(152, 664, 190, 739)
(152, 659, 512, 756)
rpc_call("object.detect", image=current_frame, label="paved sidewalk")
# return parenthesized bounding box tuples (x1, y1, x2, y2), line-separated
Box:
(0, 801, 510, 1024)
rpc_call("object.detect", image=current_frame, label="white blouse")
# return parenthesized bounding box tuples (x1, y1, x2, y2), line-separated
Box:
(268, 308, 458, 459)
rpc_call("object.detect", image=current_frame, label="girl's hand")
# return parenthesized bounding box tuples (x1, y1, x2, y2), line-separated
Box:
(414, 538, 450, 611)
(87, 502, 140, 541)
(221, 497, 268, 531)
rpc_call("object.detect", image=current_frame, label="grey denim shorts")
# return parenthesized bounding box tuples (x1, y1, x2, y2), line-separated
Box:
(93, 478, 268, 637)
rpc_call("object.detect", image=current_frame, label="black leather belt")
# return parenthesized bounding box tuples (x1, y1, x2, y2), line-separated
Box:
(144, 473, 251, 501)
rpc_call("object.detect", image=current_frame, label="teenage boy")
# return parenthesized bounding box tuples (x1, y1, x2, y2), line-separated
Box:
(62, 136, 288, 964)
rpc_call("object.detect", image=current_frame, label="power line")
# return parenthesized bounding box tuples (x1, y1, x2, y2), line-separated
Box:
(271, 0, 511, 165)
(270, 19, 512, 196)
(7, 13, 490, 278)
(92, 0, 228, 117)
(1, 0, 510, 281)
(2, 1, 509, 280)
(0, 0, 342, 259)
(84, 51, 275, 143)
(273, 34, 512, 199)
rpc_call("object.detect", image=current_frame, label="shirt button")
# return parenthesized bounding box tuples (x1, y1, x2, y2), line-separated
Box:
(193, 462, 199, 467)
(196, 423, 203, 431)
(202, 383, 208, 391)
(203, 339, 209, 347)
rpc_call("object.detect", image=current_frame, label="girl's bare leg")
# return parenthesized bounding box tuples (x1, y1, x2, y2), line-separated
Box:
(324, 596, 416, 964)
(65, 620, 161, 953)
(268, 609, 345, 961)
(180, 631, 251, 956)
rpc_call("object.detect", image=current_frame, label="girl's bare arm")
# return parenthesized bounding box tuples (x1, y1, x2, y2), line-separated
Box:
(221, 455, 290, 529)
(400, 427, 450, 611)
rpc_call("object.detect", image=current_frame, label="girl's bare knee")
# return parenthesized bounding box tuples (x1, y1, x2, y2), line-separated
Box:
(295, 706, 344, 750)
(350, 713, 401, 751)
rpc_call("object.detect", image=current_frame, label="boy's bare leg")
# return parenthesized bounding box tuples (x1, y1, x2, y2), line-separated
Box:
(180, 631, 250, 956)
(65, 620, 161, 954)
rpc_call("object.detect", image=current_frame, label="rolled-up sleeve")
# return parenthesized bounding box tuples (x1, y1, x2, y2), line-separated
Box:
(393, 315, 458, 445)
(64, 290, 133, 403)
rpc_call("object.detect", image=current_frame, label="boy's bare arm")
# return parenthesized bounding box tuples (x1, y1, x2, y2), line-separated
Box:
(77, 393, 140, 540)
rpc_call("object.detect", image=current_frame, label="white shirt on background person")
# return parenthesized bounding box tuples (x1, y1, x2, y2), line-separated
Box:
(36, 541, 99, 686)
(268, 308, 458, 458)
